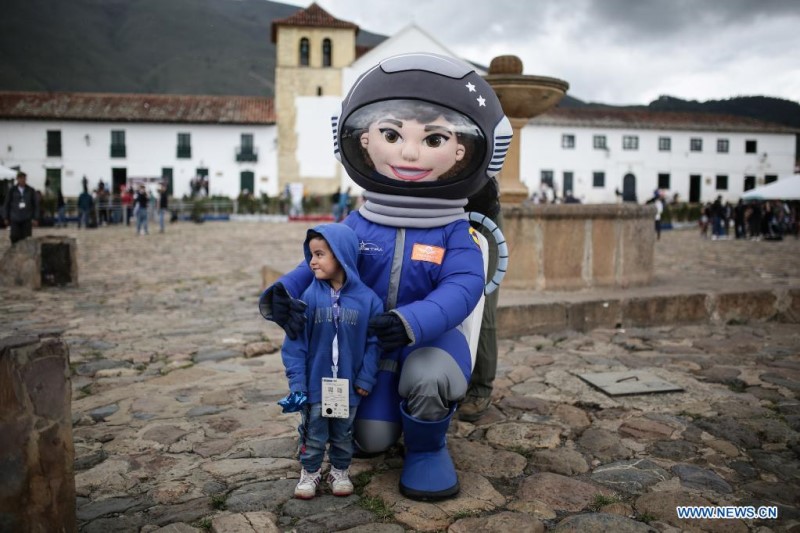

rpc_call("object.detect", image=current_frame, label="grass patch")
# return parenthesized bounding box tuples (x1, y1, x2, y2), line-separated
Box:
(589, 493, 622, 511)
(638, 512, 657, 524)
(192, 517, 212, 530)
(359, 496, 393, 521)
(678, 410, 703, 421)
(352, 471, 375, 495)
(452, 509, 482, 520)
(507, 446, 534, 458)
(211, 494, 227, 511)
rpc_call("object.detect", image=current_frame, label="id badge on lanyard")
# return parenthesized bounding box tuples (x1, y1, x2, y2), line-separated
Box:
(321, 287, 349, 418)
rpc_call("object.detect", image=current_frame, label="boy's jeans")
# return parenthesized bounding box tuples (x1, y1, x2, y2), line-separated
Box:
(159, 208, 167, 232)
(298, 403, 356, 472)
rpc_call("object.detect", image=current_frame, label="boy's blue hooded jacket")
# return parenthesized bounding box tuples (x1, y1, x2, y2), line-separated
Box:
(281, 223, 384, 406)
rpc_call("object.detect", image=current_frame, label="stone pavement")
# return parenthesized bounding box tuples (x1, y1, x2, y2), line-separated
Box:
(1, 222, 799, 532)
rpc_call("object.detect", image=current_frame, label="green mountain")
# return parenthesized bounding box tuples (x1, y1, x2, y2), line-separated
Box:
(647, 95, 800, 130)
(0, 0, 384, 97)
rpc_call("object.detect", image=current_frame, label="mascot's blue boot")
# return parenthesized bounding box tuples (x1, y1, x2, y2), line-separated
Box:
(399, 402, 459, 500)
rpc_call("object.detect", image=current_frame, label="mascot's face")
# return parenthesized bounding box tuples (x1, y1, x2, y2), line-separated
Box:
(360, 114, 465, 183)
(346, 99, 483, 186)
(334, 53, 511, 200)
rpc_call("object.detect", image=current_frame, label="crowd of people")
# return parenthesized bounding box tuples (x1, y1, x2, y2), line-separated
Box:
(699, 195, 798, 240)
(0, 173, 173, 240)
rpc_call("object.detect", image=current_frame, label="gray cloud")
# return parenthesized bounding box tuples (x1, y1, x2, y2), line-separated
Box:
(308, 0, 800, 104)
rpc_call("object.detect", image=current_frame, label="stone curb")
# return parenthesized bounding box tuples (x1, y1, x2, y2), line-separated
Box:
(498, 288, 800, 337)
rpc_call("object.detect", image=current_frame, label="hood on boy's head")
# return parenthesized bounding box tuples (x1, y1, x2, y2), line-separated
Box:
(303, 223, 360, 286)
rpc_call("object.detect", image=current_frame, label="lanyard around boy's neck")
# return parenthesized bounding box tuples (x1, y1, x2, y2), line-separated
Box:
(330, 286, 341, 378)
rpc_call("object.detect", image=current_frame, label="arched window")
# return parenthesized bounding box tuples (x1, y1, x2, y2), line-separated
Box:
(322, 38, 332, 67)
(299, 38, 309, 66)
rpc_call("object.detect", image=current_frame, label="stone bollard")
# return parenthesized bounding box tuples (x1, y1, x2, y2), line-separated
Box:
(0, 236, 79, 289)
(0, 335, 76, 533)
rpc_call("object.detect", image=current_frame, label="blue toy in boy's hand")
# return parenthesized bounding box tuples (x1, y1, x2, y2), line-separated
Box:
(278, 391, 308, 413)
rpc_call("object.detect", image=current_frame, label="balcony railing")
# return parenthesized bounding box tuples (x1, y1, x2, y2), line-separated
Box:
(177, 145, 192, 159)
(47, 144, 62, 157)
(236, 146, 258, 162)
(110, 144, 126, 158)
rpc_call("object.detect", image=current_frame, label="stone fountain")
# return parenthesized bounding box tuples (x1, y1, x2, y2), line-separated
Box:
(484, 56, 656, 291)
(485, 55, 569, 204)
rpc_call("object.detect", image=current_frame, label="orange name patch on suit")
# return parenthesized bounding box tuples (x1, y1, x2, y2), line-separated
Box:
(411, 244, 445, 265)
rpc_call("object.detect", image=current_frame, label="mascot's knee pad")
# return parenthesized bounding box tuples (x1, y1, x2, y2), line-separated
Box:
(399, 333, 470, 420)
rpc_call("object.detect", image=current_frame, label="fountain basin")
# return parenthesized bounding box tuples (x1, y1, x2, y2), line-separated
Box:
(501, 203, 657, 290)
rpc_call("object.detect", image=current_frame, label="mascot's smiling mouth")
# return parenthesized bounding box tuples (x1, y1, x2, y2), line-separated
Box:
(390, 166, 432, 181)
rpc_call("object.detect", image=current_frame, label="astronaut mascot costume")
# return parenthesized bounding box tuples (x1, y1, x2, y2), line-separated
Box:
(261, 52, 511, 500)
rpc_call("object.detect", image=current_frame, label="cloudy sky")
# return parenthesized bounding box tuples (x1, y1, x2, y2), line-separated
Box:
(285, 0, 800, 106)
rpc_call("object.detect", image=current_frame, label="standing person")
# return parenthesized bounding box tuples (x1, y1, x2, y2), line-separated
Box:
(77, 185, 93, 229)
(647, 189, 665, 240)
(272, 224, 383, 500)
(734, 199, 746, 239)
(121, 185, 133, 226)
(56, 189, 66, 228)
(158, 182, 169, 233)
(331, 187, 342, 221)
(711, 195, 724, 240)
(134, 185, 149, 235)
(336, 187, 351, 222)
(96, 181, 109, 226)
(2, 171, 39, 244)
(459, 176, 503, 422)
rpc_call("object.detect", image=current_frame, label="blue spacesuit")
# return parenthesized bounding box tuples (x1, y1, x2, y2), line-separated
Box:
(262, 52, 511, 500)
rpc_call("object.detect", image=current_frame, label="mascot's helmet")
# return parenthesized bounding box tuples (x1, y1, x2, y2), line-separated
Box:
(333, 53, 511, 200)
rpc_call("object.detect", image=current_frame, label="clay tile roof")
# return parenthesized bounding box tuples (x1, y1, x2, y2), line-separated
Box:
(0, 92, 275, 125)
(531, 107, 795, 134)
(271, 2, 358, 42)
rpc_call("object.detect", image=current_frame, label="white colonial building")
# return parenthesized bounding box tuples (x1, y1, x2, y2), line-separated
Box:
(0, 93, 276, 198)
(0, 2, 796, 204)
(522, 107, 796, 204)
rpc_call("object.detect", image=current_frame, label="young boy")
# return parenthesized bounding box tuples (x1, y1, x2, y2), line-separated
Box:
(276, 223, 384, 499)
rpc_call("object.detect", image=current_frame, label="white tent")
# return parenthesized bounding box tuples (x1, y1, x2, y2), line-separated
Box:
(0, 164, 17, 179)
(741, 174, 800, 201)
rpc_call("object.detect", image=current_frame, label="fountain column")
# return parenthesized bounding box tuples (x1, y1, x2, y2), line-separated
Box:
(484, 55, 569, 204)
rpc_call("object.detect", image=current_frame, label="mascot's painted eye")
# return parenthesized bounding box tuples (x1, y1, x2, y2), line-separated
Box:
(425, 134, 447, 148)
(380, 128, 400, 143)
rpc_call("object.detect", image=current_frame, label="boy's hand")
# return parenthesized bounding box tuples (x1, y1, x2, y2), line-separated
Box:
(368, 312, 410, 351)
(355, 386, 369, 397)
(267, 283, 307, 340)
(277, 390, 308, 413)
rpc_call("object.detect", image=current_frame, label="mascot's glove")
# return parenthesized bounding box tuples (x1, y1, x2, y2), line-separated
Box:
(278, 391, 308, 413)
(267, 283, 307, 340)
(368, 312, 410, 352)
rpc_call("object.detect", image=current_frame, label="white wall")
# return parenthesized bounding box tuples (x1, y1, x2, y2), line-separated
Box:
(295, 95, 341, 179)
(520, 124, 796, 204)
(0, 120, 278, 198)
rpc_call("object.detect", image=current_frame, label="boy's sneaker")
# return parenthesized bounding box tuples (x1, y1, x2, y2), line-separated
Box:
(328, 467, 354, 496)
(294, 469, 321, 499)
